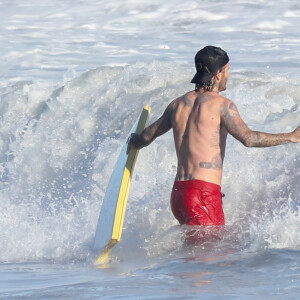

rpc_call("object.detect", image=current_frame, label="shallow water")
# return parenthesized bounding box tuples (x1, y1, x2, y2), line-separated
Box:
(0, 0, 300, 299)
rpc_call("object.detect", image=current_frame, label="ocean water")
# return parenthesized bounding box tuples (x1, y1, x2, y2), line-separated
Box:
(0, 0, 300, 299)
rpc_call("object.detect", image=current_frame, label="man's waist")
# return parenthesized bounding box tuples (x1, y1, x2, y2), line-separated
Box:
(173, 179, 221, 194)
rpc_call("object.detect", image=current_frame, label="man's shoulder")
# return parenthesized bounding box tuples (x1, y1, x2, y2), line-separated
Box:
(211, 92, 229, 102)
(220, 97, 237, 110)
(212, 94, 235, 108)
(201, 92, 230, 107)
(204, 94, 238, 117)
(168, 91, 235, 108)
(169, 92, 193, 107)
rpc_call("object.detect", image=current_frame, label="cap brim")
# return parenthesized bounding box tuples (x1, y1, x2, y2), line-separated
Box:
(191, 71, 213, 84)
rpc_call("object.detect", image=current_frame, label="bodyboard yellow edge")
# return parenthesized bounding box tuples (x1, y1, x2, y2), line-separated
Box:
(95, 105, 150, 265)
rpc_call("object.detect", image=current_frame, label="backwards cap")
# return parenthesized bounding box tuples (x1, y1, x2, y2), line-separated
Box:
(191, 46, 229, 84)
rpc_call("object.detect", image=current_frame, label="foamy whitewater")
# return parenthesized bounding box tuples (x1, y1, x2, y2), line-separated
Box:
(0, 0, 299, 299)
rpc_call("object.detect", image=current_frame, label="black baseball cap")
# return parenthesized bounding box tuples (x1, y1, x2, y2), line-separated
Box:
(191, 46, 229, 84)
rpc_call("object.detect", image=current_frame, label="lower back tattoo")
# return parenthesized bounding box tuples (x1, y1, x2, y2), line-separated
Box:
(199, 152, 223, 170)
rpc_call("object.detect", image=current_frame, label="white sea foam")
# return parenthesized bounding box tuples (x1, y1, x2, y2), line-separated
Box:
(0, 58, 299, 263)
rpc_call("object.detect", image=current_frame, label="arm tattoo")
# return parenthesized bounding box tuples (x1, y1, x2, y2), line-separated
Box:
(229, 103, 236, 110)
(222, 101, 292, 147)
(244, 131, 291, 147)
(221, 102, 244, 141)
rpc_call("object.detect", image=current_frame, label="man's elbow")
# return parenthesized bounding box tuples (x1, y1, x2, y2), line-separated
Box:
(241, 131, 260, 147)
(238, 132, 255, 147)
(241, 139, 252, 147)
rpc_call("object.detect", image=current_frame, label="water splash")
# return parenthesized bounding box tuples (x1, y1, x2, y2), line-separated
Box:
(0, 62, 299, 263)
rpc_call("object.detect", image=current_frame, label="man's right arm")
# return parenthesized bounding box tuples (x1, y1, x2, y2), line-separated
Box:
(127, 102, 173, 153)
(221, 99, 300, 147)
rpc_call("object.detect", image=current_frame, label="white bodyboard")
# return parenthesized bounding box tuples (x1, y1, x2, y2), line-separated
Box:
(93, 105, 150, 264)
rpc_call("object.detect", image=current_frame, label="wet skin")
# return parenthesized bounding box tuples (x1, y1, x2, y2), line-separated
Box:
(127, 63, 300, 185)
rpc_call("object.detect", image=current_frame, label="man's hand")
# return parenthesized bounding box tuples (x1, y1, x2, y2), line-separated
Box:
(126, 103, 173, 155)
(126, 133, 141, 154)
(291, 126, 300, 143)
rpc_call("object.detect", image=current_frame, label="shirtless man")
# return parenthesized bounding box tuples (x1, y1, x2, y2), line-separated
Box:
(127, 46, 300, 226)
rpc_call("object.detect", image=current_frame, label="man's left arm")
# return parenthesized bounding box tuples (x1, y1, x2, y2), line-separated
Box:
(127, 103, 173, 153)
(221, 99, 300, 147)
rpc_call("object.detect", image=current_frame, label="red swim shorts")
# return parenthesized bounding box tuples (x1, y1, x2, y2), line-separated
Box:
(170, 180, 225, 226)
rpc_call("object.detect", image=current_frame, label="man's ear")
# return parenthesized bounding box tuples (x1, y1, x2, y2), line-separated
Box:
(215, 70, 222, 81)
